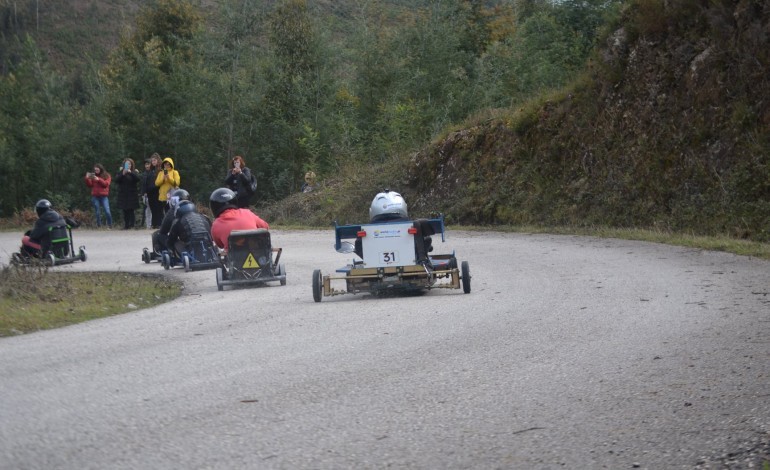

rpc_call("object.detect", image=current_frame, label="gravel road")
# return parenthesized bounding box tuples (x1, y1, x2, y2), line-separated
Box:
(0, 228, 768, 469)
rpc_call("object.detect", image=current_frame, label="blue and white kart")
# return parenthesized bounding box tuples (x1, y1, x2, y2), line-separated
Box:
(312, 216, 470, 302)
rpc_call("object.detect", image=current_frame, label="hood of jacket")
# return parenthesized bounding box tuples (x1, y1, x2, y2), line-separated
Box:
(162, 157, 175, 170)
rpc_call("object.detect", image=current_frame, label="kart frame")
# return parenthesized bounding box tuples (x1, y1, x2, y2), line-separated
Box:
(216, 229, 286, 291)
(312, 216, 470, 302)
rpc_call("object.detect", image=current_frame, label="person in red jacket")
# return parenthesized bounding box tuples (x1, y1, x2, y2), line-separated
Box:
(209, 188, 268, 252)
(84, 163, 113, 229)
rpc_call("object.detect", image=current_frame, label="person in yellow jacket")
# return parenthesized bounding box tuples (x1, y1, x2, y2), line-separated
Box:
(155, 157, 181, 215)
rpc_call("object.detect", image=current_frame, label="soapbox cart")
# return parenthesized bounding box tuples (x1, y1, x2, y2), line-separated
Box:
(311, 217, 470, 302)
(216, 229, 286, 291)
(12, 224, 87, 267)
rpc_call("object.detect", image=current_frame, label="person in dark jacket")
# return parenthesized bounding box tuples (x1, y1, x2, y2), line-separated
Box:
(114, 157, 141, 230)
(151, 188, 189, 257)
(20, 199, 66, 257)
(166, 200, 213, 258)
(145, 153, 163, 228)
(224, 155, 256, 208)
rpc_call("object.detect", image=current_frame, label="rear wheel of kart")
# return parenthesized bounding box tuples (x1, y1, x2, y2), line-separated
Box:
(461, 261, 471, 294)
(162, 252, 171, 270)
(47, 252, 56, 267)
(142, 248, 150, 264)
(183, 255, 191, 273)
(11, 252, 22, 266)
(312, 269, 323, 302)
(216, 267, 224, 291)
(279, 263, 287, 286)
(449, 256, 458, 270)
(79, 247, 87, 262)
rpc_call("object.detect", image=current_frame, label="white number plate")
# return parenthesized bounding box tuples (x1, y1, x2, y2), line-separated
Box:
(380, 251, 398, 264)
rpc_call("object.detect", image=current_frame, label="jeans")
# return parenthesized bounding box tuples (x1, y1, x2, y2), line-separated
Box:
(91, 196, 113, 227)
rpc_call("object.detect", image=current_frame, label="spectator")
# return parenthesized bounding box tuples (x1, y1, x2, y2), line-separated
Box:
(224, 155, 257, 208)
(84, 163, 112, 229)
(301, 171, 316, 193)
(142, 156, 162, 228)
(114, 157, 140, 230)
(209, 188, 269, 252)
(155, 157, 180, 216)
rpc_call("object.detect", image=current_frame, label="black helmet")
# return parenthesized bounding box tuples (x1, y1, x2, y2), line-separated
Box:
(35, 199, 52, 217)
(166, 188, 190, 210)
(175, 200, 196, 217)
(209, 188, 237, 217)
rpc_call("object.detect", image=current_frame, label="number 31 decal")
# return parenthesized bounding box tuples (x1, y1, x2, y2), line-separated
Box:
(381, 251, 397, 263)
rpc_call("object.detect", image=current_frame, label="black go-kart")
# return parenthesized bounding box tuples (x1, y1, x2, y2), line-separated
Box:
(216, 229, 286, 291)
(12, 224, 87, 267)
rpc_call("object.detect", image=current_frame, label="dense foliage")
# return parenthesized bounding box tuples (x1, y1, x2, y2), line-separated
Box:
(0, 0, 615, 221)
(405, 0, 770, 241)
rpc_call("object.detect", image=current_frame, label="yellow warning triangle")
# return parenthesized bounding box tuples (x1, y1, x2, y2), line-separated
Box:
(242, 253, 260, 268)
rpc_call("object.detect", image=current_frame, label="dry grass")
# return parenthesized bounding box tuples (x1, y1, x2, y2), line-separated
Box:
(0, 264, 182, 337)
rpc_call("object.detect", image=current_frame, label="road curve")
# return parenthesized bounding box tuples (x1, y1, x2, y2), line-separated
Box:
(0, 229, 768, 469)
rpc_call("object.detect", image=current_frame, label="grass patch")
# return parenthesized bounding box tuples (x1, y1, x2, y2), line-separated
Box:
(0, 264, 182, 337)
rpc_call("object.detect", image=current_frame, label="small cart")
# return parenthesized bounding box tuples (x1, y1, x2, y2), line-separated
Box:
(216, 229, 286, 291)
(312, 216, 470, 302)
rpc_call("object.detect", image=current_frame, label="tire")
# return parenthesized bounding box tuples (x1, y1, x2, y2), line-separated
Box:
(142, 248, 150, 264)
(11, 252, 22, 266)
(461, 261, 471, 294)
(449, 256, 458, 270)
(279, 263, 287, 286)
(312, 269, 323, 302)
(79, 247, 87, 262)
(183, 255, 191, 273)
(162, 252, 171, 270)
(216, 267, 224, 291)
(47, 252, 56, 267)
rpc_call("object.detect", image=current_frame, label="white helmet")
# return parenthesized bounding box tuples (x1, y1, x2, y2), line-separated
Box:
(369, 190, 408, 222)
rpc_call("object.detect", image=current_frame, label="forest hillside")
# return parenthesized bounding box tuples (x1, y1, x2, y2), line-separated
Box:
(1, 0, 768, 242)
(268, 0, 770, 242)
(405, 0, 770, 240)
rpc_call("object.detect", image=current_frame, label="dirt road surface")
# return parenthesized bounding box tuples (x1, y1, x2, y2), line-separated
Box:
(1, 228, 768, 469)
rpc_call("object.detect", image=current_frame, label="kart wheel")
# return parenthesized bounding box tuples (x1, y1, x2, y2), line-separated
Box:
(11, 252, 22, 266)
(449, 257, 458, 270)
(162, 252, 171, 270)
(216, 267, 224, 291)
(79, 247, 87, 262)
(461, 261, 471, 294)
(142, 248, 150, 264)
(183, 255, 191, 273)
(47, 252, 56, 267)
(279, 263, 287, 286)
(312, 269, 323, 302)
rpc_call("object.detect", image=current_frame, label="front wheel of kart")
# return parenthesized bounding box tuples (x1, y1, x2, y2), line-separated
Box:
(47, 252, 56, 267)
(183, 255, 191, 273)
(142, 248, 150, 264)
(312, 269, 323, 302)
(216, 267, 224, 291)
(162, 252, 171, 270)
(461, 261, 471, 294)
(79, 247, 87, 262)
(278, 263, 287, 286)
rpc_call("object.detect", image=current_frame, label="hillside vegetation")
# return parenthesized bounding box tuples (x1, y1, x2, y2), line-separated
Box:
(268, 0, 770, 242)
(406, 0, 770, 241)
(1, 0, 768, 242)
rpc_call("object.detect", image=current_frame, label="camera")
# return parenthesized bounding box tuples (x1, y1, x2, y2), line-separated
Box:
(124, 162, 130, 171)
(163, 169, 168, 175)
